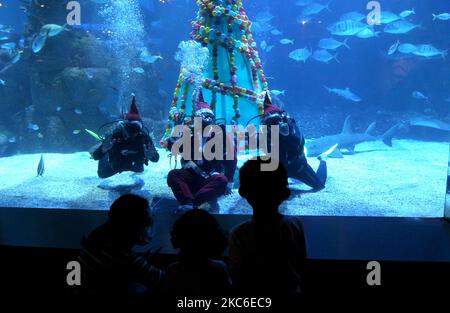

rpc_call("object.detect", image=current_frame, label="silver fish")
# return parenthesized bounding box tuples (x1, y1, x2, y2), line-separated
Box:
(388, 40, 400, 55)
(356, 28, 380, 39)
(40, 24, 67, 37)
(280, 38, 294, 45)
(328, 20, 369, 36)
(384, 20, 420, 34)
(318, 37, 350, 50)
(32, 34, 47, 53)
(399, 9, 415, 18)
(37, 154, 45, 176)
(340, 11, 366, 22)
(412, 44, 447, 58)
(380, 11, 401, 24)
(289, 48, 312, 62)
(302, 2, 331, 16)
(412, 91, 429, 101)
(432, 13, 450, 21)
(398, 43, 417, 54)
(312, 49, 339, 63)
(270, 29, 283, 36)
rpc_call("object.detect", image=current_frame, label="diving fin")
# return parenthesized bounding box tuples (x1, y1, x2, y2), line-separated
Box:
(319, 143, 340, 160)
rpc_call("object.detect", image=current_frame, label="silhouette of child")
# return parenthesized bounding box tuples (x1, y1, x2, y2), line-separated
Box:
(78, 194, 166, 295)
(168, 209, 231, 296)
(229, 157, 307, 295)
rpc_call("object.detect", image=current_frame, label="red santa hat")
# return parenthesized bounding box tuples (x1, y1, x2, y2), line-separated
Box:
(263, 91, 283, 116)
(125, 95, 142, 121)
(195, 89, 214, 115)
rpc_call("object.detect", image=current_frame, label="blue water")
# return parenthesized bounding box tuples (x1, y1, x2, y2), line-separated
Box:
(159, 0, 450, 134)
(0, 0, 449, 217)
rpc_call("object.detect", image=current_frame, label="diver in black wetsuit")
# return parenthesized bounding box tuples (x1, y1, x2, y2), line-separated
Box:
(262, 93, 327, 191)
(90, 96, 159, 179)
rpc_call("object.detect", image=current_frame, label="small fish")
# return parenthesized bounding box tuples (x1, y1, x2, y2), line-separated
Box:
(302, 2, 332, 16)
(384, 20, 420, 34)
(289, 48, 312, 62)
(356, 28, 380, 39)
(328, 20, 369, 36)
(280, 38, 294, 45)
(85, 129, 104, 141)
(72, 130, 81, 135)
(37, 133, 44, 139)
(340, 11, 366, 22)
(380, 11, 401, 24)
(40, 24, 68, 37)
(133, 67, 145, 74)
(319, 38, 350, 50)
(312, 49, 339, 63)
(270, 90, 286, 96)
(0, 79, 5, 86)
(388, 40, 400, 55)
(412, 44, 447, 59)
(32, 34, 47, 53)
(433, 13, 450, 21)
(37, 154, 45, 177)
(0, 42, 16, 50)
(270, 29, 283, 36)
(260, 40, 267, 50)
(0, 26, 12, 33)
(398, 43, 417, 54)
(412, 91, 429, 101)
(11, 51, 23, 64)
(8, 137, 16, 143)
(28, 123, 39, 131)
(56, 106, 62, 112)
(74, 109, 83, 115)
(266, 45, 274, 52)
(400, 9, 415, 18)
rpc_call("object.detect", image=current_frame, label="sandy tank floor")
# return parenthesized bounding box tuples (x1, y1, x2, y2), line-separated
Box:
(0, 139, 448, 217)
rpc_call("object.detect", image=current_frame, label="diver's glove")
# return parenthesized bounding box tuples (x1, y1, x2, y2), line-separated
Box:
(150, 152, 160, 163)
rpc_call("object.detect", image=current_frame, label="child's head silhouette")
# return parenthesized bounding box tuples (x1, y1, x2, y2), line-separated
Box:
(239, 157, 291, 217)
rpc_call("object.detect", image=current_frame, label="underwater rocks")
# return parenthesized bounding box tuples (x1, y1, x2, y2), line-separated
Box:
(42, 116, 70, 152)
(142, 118, 167, 144)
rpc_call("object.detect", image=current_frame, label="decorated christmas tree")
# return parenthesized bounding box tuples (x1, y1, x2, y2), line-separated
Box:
(161, 0, 269, 147)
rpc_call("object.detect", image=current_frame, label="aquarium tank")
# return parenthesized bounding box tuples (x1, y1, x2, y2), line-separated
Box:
(0, 0, 448, 218)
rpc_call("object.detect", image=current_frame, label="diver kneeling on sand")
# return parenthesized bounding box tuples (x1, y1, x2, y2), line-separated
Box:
(261, 92, 328, 191)
(90, 95, 160, 179)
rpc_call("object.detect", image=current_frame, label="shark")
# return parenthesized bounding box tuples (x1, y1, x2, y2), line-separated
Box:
(305, 116, 403, 158)
(408, 116, 450, 132)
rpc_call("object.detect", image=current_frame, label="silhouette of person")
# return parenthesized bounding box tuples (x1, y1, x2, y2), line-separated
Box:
(167, 209, 231, 296)
(229, 157, 307, 296)
(77, 194, 166, 295)
(91, 95, 160, 178)
(262, 93, 327, 191)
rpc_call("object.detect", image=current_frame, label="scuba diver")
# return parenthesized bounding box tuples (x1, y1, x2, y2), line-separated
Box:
(261, 93, 328, 191)
(166, 89, 237, 212)
(90, 95, 160, 179)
